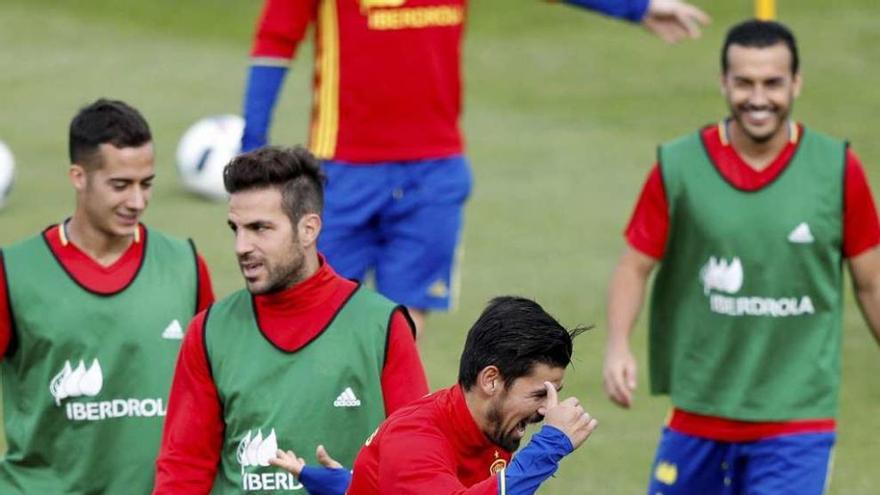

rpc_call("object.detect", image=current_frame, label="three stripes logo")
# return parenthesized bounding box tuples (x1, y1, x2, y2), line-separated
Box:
(333, 387, 361, 407)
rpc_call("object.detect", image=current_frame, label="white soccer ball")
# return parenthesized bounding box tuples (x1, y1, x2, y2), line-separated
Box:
(0, 140, 16, 209)
(176, 115, 244, 201)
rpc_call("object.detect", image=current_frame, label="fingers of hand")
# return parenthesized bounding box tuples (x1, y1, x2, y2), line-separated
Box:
(683, 4, 711, 26)
(316, 445, 343, 469)
(674, 11, 702, 39)
(544, 381, 559, 408)
(625, 362, 638, 391)
(269, 449, 305, 475)
(603, 364, 633, 408)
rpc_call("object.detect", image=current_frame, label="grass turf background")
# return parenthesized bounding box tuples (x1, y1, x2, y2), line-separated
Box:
(0, 0, 878, 492)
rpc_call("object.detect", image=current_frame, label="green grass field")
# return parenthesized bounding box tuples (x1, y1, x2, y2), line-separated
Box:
(1, 0, 878, 492)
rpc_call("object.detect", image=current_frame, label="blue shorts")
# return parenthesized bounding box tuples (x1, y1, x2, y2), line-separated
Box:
(647, 428, 835, 495)
(318, 156, 472, 311)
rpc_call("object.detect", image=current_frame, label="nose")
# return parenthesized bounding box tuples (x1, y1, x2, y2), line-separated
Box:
(234, 229, 253, 257)
(749, 84, 770, 107)
(126, 185, 148, 211)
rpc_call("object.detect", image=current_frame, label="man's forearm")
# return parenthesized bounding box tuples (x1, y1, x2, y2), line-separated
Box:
(855, 287, 880, 345)
(561, 0, 650, 22)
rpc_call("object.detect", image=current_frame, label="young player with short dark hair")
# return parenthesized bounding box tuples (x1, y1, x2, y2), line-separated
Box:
(0, 98, 214, 494)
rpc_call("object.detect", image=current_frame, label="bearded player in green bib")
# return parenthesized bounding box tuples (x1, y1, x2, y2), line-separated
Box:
(0, 99, 215, 494)
(604, 20, 880, 495)
(153, 146, 428, 493)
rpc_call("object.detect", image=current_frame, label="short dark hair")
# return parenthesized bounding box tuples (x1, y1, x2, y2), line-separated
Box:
(722, 19, 799, 74)
(223, 146, 325, 226)
(69, 98, 152, 169)
(458, 296, 589, 390)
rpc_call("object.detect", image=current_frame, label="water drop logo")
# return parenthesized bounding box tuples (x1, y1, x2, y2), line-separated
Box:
(49, 359, 103, 406)
(699, 256, 743, 295)
(237, 429, 279, 468)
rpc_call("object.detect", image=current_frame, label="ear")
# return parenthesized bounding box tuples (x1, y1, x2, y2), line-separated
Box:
(475, 365, 502, 397)
(719, 72, 729, 97)
(297, 213, 322, 247)
(791, 71, 802, 99)
(69, 164, 87, 192)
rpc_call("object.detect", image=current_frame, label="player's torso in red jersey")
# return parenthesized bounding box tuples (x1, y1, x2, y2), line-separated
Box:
(348, 385, 509, 494)
(311, 0, 466, 162)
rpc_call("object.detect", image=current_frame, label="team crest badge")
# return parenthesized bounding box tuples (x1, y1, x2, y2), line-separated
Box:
(489, 458, 507, 475)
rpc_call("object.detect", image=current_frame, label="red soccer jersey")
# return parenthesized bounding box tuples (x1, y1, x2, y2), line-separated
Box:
(625, 122, 880, 441)
(348, 385, 511, 495)
(0, 223, 214, 357)
(251, 0, 465, 163)
(153, 257, 429, 493)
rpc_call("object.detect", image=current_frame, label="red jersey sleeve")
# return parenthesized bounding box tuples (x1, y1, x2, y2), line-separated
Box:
(195, 254, 215, 313)
(0, 253, 11, 359)
(153, 311, 224, 495)
(381, 309, 429, 415)
(843, 149, 880, 258)
(376, 423, 498, 495)
(250, 0, 319, 61)
(624, 164, 669, 259)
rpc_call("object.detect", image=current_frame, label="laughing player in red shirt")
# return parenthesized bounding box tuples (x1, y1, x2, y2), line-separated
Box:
(240, 0, 710, 335)
(271, 296, 597, 495)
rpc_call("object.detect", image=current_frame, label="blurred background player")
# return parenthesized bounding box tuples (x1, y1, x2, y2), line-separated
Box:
(240, 0, 710, 335)
(271, 296, 596, 495)
(153, 146, 428, 493)
(604, 20, 880, 495)
(0, 99, 214, 494)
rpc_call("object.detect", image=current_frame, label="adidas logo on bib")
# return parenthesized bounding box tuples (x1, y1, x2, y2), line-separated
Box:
(334, 387, 361, 407)
(161, 320, 184, 340)
(788, 222, 814, 243)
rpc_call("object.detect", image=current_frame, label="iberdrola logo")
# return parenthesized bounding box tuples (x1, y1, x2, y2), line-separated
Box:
(699, 255, 814, 318)
(48, 358, 167, 422)
(237, 428, 302, 492)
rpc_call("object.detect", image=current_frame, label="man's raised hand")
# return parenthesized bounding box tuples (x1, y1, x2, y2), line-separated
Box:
(541, 382, 598, 450)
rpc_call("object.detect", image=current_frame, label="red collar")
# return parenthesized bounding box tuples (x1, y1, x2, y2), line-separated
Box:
(43, 222, 145, 294)
(251, 255, 359, 352)
(447, 385, 512, 461)
(701, 121, 802, 191)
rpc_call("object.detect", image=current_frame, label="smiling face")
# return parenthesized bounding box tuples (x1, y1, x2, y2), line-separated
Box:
(484, 363, 565, 452)
(721, 42, 801, 146)
(228, 187, 308, 294)
(73, 142, 155, 240)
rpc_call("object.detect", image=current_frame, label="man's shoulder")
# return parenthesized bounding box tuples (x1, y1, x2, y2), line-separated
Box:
(209, 288, 251, 312)
(2, 228, 49, 255)
(799, 124, 846, 145)
(382, 388, 449, 433)
(349, 283, 398, 311)
(143, 226, 193, 251)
